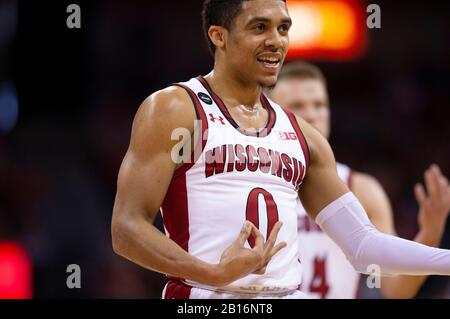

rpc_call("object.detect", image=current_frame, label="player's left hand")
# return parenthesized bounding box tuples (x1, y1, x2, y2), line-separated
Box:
(415, 164, 450, 240)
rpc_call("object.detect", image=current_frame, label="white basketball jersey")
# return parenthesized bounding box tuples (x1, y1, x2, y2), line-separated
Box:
(161, 76, 310, 295)
(297, 162, 360, 299)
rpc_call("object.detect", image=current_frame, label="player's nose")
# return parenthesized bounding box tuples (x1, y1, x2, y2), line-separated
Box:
(264, 28, 284, 50)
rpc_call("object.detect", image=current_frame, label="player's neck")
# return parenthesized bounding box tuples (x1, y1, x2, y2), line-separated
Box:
(204, 68, 262, 108)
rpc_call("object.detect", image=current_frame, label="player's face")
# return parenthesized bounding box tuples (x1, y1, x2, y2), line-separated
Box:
(226, 0, 291, 87)
(271, 78, 331, 138)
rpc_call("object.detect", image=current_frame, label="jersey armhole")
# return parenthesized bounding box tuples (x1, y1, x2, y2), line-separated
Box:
(171, 84, 209, 179)
(283, 110, 311, 173)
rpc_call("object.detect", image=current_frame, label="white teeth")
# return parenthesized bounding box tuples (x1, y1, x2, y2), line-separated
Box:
(259, 57, 279, 63)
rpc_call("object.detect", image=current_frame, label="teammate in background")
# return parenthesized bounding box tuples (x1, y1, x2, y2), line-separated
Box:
(268, 61, 450, 298)
(111, 0, 450, 299)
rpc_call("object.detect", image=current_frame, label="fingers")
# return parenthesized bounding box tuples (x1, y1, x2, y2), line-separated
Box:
(431, 165, 450, 197)
(269, 241, 287, 259)
(252, 241, 287, 275)
(439, 176, 449, 190)
(250, 223, 264, 250)
(425, 166, 438, 198)
(237, 221, 264, 249)
(437, 171, 450, 211)
(438, 174, 449, 195)
(425, 164, 450, 199)
(265, 221, 283, 251)
(236, 221, 253, 246)
(418, 164, 450, 212)
(431, 165, 446, 195)
(252, 267, 266, 275)
(431, 164, 441, 176)
(414, 183, 426, 206)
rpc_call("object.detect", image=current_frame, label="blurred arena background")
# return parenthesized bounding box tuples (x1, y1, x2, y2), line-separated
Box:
(0, 0, 449, 298)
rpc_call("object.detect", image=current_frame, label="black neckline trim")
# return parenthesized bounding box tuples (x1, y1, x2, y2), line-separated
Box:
(197, 76, 276, 138)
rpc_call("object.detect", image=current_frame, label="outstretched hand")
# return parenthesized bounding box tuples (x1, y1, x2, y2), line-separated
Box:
(415, 164, 450, 240)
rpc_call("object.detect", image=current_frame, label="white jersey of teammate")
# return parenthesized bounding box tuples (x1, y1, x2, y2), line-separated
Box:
(160, 76, 310, 296)
(297, 162, 360, 299)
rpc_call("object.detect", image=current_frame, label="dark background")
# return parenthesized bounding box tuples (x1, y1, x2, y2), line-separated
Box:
(1, 0, 449, 298)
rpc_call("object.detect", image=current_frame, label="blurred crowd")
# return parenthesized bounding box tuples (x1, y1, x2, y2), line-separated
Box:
(0, 0, 449, 298)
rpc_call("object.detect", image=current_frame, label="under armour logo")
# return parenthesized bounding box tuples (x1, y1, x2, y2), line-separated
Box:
(209, 114, 225, 125)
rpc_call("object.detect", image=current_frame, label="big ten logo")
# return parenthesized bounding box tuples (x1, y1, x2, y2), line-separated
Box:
(277, 131, 298, 141)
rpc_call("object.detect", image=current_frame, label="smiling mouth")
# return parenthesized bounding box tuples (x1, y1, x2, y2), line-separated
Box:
(257, 56, 281, 70)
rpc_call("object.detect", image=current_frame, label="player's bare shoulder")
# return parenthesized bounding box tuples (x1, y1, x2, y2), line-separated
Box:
(135, 86, 197, 134)
(127, 86, 198, 155)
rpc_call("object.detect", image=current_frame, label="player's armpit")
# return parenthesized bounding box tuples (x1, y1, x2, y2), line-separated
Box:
(295, 115, 350, 220)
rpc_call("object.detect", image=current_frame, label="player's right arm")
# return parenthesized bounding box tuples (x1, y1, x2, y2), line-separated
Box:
(296, 115, 450, 277)
(111, 87, 284, 287)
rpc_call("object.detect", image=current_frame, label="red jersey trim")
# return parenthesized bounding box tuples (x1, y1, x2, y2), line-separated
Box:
(283, 110, 311, 173)
(172, 84, 209, 179)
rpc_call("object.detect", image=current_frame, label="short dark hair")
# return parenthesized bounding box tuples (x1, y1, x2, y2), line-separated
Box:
(277, 61, 327, 87)
(202, 0, 286, 55)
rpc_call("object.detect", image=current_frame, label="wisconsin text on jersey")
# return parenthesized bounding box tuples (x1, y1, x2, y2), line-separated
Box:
(174, 122, 306, 189)
(204, 144, 306, 190)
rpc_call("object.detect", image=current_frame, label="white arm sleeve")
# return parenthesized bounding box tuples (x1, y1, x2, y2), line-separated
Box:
(315, 192, 450, 276)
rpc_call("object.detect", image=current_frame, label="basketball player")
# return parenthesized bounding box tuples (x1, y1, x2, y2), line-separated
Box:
(111, 0, 450, 299)
(268, 62, 450, 298)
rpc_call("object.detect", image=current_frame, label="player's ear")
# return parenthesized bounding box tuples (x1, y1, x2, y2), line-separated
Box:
(208, 26, 227, 49)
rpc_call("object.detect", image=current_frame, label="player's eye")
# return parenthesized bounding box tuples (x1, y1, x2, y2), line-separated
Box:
(279, 24, 290, 33)
(255, 24, 266, 31)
